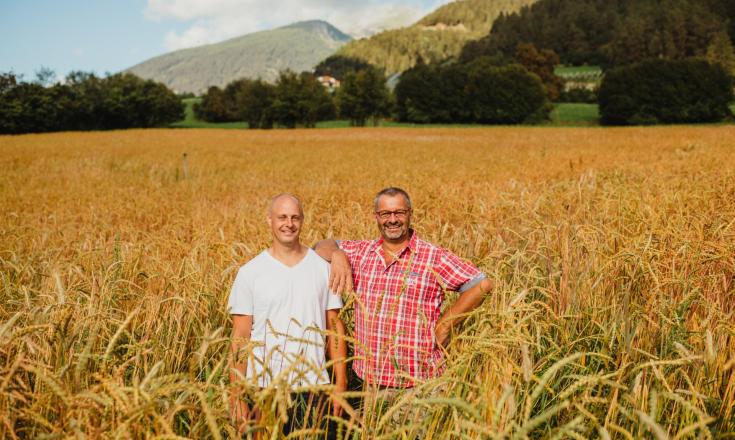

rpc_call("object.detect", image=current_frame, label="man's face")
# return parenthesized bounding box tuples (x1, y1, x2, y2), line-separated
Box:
(374, 194, 412, 243)
(267, 197, 303, 245)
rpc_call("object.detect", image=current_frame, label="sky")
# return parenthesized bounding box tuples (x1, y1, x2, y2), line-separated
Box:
(1, 0, 450, 81)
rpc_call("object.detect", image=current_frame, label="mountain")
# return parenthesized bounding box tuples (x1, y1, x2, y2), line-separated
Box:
(126, 20, 351, 94)
(336, 0, 538, 76)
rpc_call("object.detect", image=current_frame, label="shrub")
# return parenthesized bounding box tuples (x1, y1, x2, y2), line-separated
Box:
(598, 58, 734, 125)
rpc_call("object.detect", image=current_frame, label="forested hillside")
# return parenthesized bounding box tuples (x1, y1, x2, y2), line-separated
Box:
(461, 0, 735, 67)
(337, 0, 537, 75)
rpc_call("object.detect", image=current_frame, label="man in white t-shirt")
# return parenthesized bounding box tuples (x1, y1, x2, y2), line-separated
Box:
(228, 194, 347, 437)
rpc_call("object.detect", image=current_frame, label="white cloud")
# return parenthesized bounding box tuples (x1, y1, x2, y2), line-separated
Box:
(145, 0, 450, 51)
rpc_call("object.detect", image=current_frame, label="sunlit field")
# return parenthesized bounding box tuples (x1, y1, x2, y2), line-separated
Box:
(1, 127, 734, 439)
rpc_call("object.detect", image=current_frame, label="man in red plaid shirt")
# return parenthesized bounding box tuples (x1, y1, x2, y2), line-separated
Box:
(314, 187, 492, 389)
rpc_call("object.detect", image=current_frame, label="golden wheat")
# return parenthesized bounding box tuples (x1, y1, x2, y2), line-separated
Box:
(1, 126, 734, 438)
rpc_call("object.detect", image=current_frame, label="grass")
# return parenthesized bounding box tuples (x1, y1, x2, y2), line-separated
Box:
(554, 65, 602, 77)
(170, 97, 248, 129)
(3, 127, 734, 438)
(171, 100, 602, 129)
(548, 103, 599, 126)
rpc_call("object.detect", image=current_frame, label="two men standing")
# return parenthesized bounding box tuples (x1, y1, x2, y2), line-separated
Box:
(228, 188, 492, 435)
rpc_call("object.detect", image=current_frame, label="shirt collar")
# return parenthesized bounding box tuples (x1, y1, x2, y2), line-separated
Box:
(374, 229, 418, 256)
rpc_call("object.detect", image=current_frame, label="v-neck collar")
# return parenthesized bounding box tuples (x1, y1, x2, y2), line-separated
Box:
(265, 247, 310, 270)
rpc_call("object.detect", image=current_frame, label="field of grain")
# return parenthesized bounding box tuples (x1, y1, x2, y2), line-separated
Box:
(1, 127, 734, 439)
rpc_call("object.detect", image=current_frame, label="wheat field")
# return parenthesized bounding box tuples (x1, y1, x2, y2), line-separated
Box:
(1, 127, 734, 439)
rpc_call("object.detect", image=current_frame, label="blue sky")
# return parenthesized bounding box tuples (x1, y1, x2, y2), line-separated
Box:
(1, 0, 447, 81)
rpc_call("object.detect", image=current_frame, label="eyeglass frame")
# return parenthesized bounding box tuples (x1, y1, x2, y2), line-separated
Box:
(374, 209, 412, 220)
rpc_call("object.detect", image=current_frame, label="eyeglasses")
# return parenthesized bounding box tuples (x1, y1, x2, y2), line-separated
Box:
(375, 209, 410, 220)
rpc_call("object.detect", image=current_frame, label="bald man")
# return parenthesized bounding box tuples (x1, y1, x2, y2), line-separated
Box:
(228, 194, 347, 438)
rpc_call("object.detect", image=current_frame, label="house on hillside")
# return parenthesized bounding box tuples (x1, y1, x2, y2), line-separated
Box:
(317, 75, 340, 92)
(558, 70, 603, 92)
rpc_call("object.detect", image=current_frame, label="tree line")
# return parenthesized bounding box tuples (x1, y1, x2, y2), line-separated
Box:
(194, 49, 563, 127)
(394, 56, 550, 124)
(194, 65, 393, 128)
(0, 71, 183, 134)
(599, 58, 733, 125)
(196, 47, 734, 128)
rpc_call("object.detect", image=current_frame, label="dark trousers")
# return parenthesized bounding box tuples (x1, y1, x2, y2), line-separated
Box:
(283, 392, 340, 440)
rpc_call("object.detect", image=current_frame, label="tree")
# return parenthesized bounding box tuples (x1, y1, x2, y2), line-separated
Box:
(223, 79, 249, 121)
(465, 60, 550, 124)
(64, 71, 104, 130)
(394, 62, 441, 123)
(194, 86, 230, 122)
(0, 72, 18, 94)
(598, 58, 734, 125)
(706, 31, 735, 76)
(462, 0, 734, 68)
(271, 71, 335, 128)
(0, 71, 183, 134)
(462, 0, 623, 66)
(234, 79, 275, 129)
(395, 58, 550, 124)
(514, 43, 564, 101)
(336, 67, 391, 126)
(34, 67, 56, 87)
(314, 55, 375, 81)
(605, 0, 726, 66)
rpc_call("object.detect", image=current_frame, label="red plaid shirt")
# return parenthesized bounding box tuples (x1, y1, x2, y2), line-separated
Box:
(339, 230, 483, 388)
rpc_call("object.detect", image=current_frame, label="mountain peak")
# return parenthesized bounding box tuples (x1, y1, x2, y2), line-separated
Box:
(283, 20, 352, 42)
(126, 20, 351, 94)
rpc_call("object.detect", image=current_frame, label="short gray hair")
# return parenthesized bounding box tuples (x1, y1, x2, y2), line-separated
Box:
(373, 187, 412, 211)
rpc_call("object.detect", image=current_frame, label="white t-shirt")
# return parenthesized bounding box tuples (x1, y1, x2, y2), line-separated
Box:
(228, 248, 343, 388)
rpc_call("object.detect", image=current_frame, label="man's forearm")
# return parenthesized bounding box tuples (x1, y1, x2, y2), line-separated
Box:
(313, 239, 340, 262)
(230, 340, 248, 390)
(314, 241, 353, 294)
(326, 311, 347, 386)
(438, 278, 493, 331)
(230, 315, 252, 391)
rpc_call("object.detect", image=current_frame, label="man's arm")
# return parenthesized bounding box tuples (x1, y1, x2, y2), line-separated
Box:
(230, 314, 253, 433)
(325, 309, 347, 417)
(314, 239, 352, 294)
(435, 278, 493, 348)
(313, 239, 340, 261)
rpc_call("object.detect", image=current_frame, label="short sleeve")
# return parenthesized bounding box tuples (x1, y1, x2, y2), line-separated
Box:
(434, 248, 484, 292)
(326, 290, 343, 310)
(336, 239, 372, 268)
(227, 267, 254, 315)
